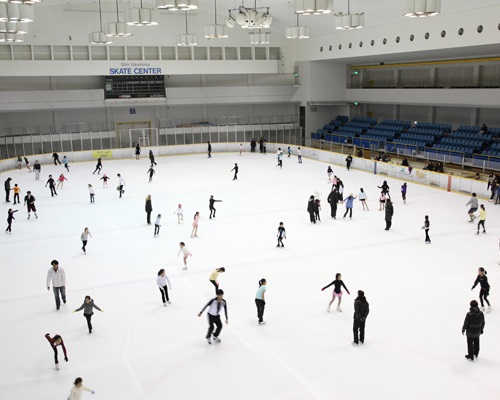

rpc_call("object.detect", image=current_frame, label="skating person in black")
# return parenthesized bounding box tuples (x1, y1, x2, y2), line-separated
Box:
(45, 175, 57, 197)
(33, 160, 41, 180)
(322, 273, 350, 312)
(385, 198, 394, 230)
(314, 199, 321, 222)
(209, 195, 221, 219)
(472, 267, 491, 312)
(255, 279, 267, 325)
(327, 188, 339, 219)
(422, 215, 431, 244)
(345, 154, 353, 171)
(378, 180, 390, 197)
(352, 290, 369, 345)
(135, 144, 141, 160)
(251, 138, 256, 152)
(462, 300, 485, 361)
(4, 177, 12, 202)
(73, 295, 103, 334)
(52, 152, 61, 165)
(149, 150, 157, 167)
(307, 195, 316, 223)
(5, 208, 17, 234)
(93, 158, 102, 175)
(231, 163, 239, 180)
(207, 141, 212, 158)
(259, 137, 264, 153)
(277, 222, 286, 247)
(147, 167, 155, 182)
(337, 178, 345, 201)
(24, 191, 38, 219)
(145, 195, 153, 225)
(24, 157, 32, 172)
(198, 289, 228, 344)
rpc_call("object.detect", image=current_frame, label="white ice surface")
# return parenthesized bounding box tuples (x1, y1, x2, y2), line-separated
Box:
(0, 152, 499, 400)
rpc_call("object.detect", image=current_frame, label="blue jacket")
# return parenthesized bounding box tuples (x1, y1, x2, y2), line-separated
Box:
(345, 196, 355, 208)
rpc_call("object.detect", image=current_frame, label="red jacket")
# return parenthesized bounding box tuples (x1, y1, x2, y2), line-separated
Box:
(45, 334, 67, 358)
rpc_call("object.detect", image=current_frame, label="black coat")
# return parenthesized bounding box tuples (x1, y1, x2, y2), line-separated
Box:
(346, 156, 352, 163)
(4, 179, 11, 190)
(145, 199, 153, 213)
(354, 299, 369, 321)
(385, 202, 394, 220)
(462, 307, 485, 338)
(307, 199, 315, 213)
(327, 190, 339, 206)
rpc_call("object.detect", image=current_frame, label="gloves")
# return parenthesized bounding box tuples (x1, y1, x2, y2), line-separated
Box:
(100, 309, 104, 312)
(347, 291, 350, 295)
(321, 288, 325, 291)
(72, 311, 76, 313)
(64, 357, 68, 362)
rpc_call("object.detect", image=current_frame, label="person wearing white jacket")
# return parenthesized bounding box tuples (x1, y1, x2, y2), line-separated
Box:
(68, 377, 94, 400)
(157, 269, 172, 306)
(117, 173, 126, 198)
(46, 260, 66, 310)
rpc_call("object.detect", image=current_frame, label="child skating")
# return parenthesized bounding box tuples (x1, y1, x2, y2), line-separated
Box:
(191, 212, 200, 237)
(401, 183, 407, 204)
(379, 192, 387, 211)
(422, 215, 431, 244)
(117, 174, 125, 197)
(239, 143, 243, 155)
(5, 208, 17, 234)
(45, 175, 57, 197)
(68, 377, 94, 400)
(231, 163, 239, 180)
(297, 147, 302, 163)
(174, 204, 184, 224)
(477, 204, 486, 234)
(178, 242, 192, 270)
(81, 227, 92, 254)
(56, 174, 68, 189)
(198, 289, 228, 344)
(12, 183, 21, 205)
(255, 279, 267, 325)
(147, 166, 155, 183)
(88, 184, 95, 204)
(359, 188, 369, 210)
(322, 273, 350, 312)
(154, 214, 161, 237)
(100, 173, 110, 188)
(209, 267, 225, 293)
(472, 267, 491, 312)
(327, 166, 333, 181)
(73, 295, 103, 333)
(277, 222, 286, 247)
(62, 156, 69, 172)
(157, 269, 172, 306)
(343, 193, 357, 219)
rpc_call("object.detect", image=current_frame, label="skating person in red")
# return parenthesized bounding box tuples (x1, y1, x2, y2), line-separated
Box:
(198, 289, 228, 344)
(56, 174, 68, 189)
(44, 333, 68, 370)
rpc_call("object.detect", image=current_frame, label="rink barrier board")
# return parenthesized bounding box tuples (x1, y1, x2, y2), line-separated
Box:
(0, 142, 491, 200)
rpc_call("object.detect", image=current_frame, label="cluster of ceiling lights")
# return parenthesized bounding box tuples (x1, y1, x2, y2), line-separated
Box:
(157, 0, 198, 11)
(225, 3, 272, 44)
(0, 0, 38, 43)
(404, 0, 441, 18)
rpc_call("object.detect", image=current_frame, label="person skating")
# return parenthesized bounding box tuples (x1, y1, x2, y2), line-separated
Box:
(154, 214, 161, 237)
(47, 260, 66, 310)
(4, 177, 12, 202)
(476, 204, 486, 234)
(209, 195, 221, 219)
(81, 227, 92, 254)
(378, 180, 390, 197)
(157, 269, 172, 306)
(62, 156, 70, 172)
(472, 267, 491, 312)
(240, 143, 243, 156)
(191, 211, 200, 237)
(287, 146, 292, 158)
(174, 203, 184, 224)
(207, 141, 212, 158)
(327, 166, 333, 181)
(145, 195, 153, 224)
(307, 195, 316, 223)
(297, 147, 302, 163)
(385, 198, 394, 230)
(100, 173, 110, 188)
(276, 148, 283, 168)
(337, 178, 345, 201)
(68, 377, 95, 400)
(466, 193, 478, 222)
(117, 174, 125, 198)
(45, 175, 57, 197)
(327, 188, 339, 219)
(12, 183, 20, 205)
(57, 174, 68, 189)
(24, 156, 32, 172)
(277, 222, 286, 247)
(198, 289, 228, 344)
(401, 182, 407, 204)
(135, 144, 141, 160)
(17, 155, 22, 169)
(33, 160, 41, 180)
(231, 163, 239, 180)
(345, 154, 353, 171)
(73, 295, 103, 333)
(24, 191, 38, 219)
(5, 208, 17, 234)
(255, 279, 267, 325)
(322, 273, 350, 312)
(44, 333, 68, 370)
(88, 184, 95, 204)
(359, 188, 369, 211)
(209, 267, 225, 293)
(462, 300, 485, 361)
(250, 138, 256, 153)
(343, 193, 357, 219)
(422, 215, 431, 244)
(93, 158, 102, 174)
(178, 242, 192, 270)
(352, 290, 369, 346)
(147, 166, 155, 183)
(379, 192, 387, 211)
(149, 150, 157, 167)
(52, 152, 61, 165)
(314, 199, 321, 222)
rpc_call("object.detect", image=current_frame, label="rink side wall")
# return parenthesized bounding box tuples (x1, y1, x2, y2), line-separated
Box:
(0, 142, 490, 199)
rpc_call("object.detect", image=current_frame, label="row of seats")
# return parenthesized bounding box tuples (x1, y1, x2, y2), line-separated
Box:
(458, 125, 481, 133)
(344, 121, 371, 129)
(337, 127, 363, 134)
(441, 138, 483, 149)
(435, 144, 473, 156)
(400, 133, 434, 143)
(371, 125, 404, 133)
(352, 116, 377, 125)
(381, 119, 412, 129)
(415, 121, 452, 132)
(365, 129, 396, 139)
(451, 132, 492, 142)
(394, 139, 429, 148)
(407, 127, 444, 137)
(481, 150, 500, 157)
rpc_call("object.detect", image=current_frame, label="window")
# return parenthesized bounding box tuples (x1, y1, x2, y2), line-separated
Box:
(348, 43, 352, 48)
(441, 30, 446, 37)
(329, 45, 332, 51)
(370, 40, 375, 46)
(320, 46, 323, 52)
(359, 41, 363, 47)
(338, 44, 342, 50)
(383, 38, 387, 44)
(396, 36, 400, 43)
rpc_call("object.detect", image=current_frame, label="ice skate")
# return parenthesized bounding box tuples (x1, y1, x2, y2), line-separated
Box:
(327, 306, 331, 312)
(259, 321, 266, 325)
(55, 364, 59, 370)
(182, 266, 187, 270)
(352, 342, 358, 346)
(480, 306, 485, 312)
(163, 302, 167, 307)
(465, 355, 474, 361)
(206, 337, 212, 344)
(487, 306, 492, 313)
(167, 301, 171, 304)
(213, 336, 221, 343)
(337, 306, 342, 312)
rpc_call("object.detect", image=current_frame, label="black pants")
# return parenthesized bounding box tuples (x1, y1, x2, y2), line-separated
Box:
(277, 237, 284, 247)
(154, 224, 160, 235)
(90, 194, 95, 203)
(14, 193, 19, 204)
(467, 336, 480, 358)
(206, 314, 222, 338)
(149, 173, 154, 182)
(425, 229, 431, 242)
(118, 185, 124, 197)
(64, 164, 69, 172)
(84, 313, 93, 333)
(255, 299, 265, 322)
(52, 346, 60, 364)
(82, 240, 88, 252)
(233, 172, 238, 180)
(210, 207, 216, 218)
(49, 186, 57, 197)
(346, 161, 351, 170)
(479, 289, 490, 307)
(6, 221, 12, 232)
(343, 208, 352, 218)
(353, 319, 366, 344)
(385, 219, 392, 230)
(54, 159, 61, 165)
(315, 211, 321, 221)
(210, 280, 218, 293)
(208, 150, 211, 158)
(309, 211, 315, 223)
(5, 189, 10, 202)
(93, 166, 101, 174)
(159, 285, 169, 303)
(146, 212, 151, 224)
(150, 160, 157, 166)
(278, 159, 282, 168)
(330, 204, 337, 218)
(477, 220, 485, 232)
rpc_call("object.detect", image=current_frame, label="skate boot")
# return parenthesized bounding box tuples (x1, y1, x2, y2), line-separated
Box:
(487, 306, 492, 313)
(337, 306, 342, 312)
(206, 337, 212, 344)
(213, 336, 221, 343)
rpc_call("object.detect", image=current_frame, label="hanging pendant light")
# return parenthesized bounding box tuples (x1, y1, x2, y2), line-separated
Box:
(294, 0, 333, 15)
(204, 0, 228, 39)
(285, 14, 310, 39)
(0, 20, 28, 33)
(333, 0, 364, 30)
(157, 0, 198, 11)
(0, 32, 23, 41)
(249, 29, 270, 45)
(0, 3, 34, 22)
(127, 0, 159, 26)
(107, 0, 132, 36)
(90, 0, 113, 44)
(403, 0, 441, 17)
(177, 11, 198, 45)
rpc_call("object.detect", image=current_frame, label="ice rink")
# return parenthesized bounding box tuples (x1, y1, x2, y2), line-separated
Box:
(0, 150, 499, 400)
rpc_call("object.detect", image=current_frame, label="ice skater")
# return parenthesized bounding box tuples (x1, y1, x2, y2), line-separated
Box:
(231, 163, 239, 180)
(24, 157, 32, 172)
(207, 141, 212, 158)
(5, 208, 17, 234)
(385, 198, 394, 230)
(81, 227, 92, 254)
(45, 175, 57, 197)
(277, 222, 286, 247)
(322, 273, 350, 312)
(68, 377, 94, 400)
(135, 144, 141, 160)
(73, 295, 103, 333)
(314, 198, 321, 222)
(337, 178, 345, 201)
(307, 195, 316, 224)
(422, 215, 431, 244)
(4, 177, 12, 202)
(477, 204, 486, 234)
(62, 156, 70, 172)
(33, 160, 41, 180)
(24, 191, 38, 219)
(471, 267, 491, 312)
(157, 269, 172, 306)
(240, 143, 243, 155)
(287, 146, 292, 158)
(93, 158, 102, 174)
(327, 166, 333, 181)
(297, 147, 302, 163)
(147, 166, 155, 182)
(117, 174, 125, 198)
(149, 150, 157, 167)
(401, 182, 407, 204)
(466, 193, 478, 222)
(276, 148, 283, 168)
(209, 267, 225, 293)
(88, 184, 95, 204)
(44, 333, 68, 370)
(47, 260, 66, 310)
(327, 188, 339, 219)
(198, 289, 228, 344)
(100, 173, 110, 188)
(52, 152, 61, 165)
(462, 300, 485, 361)
(17, 155, 22, 169)
(56, 174, 68, 189)
(145, 195, 153, 224)
(343, 193, 357, 219)
(378, 180, 390, 197)
(345, 154, 353, 171)
(12, 183, 20, 205)
(352, 290, 369, 346)
(209, 195, 221, 219)
(174, 203, 184, 224)
(191, 211, 200, 237)
(379, 192, 386, 211)
(154, 214, 161, 237)
(178, 242, 192, 270)
(255, 279, 267, 325)
(359, 188, 369, 210)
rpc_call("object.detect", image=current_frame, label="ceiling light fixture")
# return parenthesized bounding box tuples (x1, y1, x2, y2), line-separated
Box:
(0, 3, 34, 22)
(249, 29, 270, 45)
(90, 0, 112, 45)
(0, 0, 42, 4)
(204, 0, 228, 39)
(403, 0, 441, 18)
(127, 0, 159, 26)
(334, 0, 364, 30)
(294, 0, 333, 15)
(286, 14, 310, 39)
(177, 10, 198, 45)
(157, 0, 198, 11)
(106, 0, 132, 37)
(0, 32, 23, 41)
(227, 3, 272, 29)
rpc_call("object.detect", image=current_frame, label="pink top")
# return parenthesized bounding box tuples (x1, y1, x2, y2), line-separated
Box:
(192, 216, 199, 227)
(58, 176, 67, 182)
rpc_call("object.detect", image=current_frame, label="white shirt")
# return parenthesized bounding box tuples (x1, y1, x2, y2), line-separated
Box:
(178, 246, 190, 256)
(88, 187, 95, 194)
(68, 385, 92, 400)
(46, 267, 66, 288)
(175, 208, 183, 215)
(119, 177, 125, 186)
(157, 274, 171, 289)
(155, 217, 161, 225)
